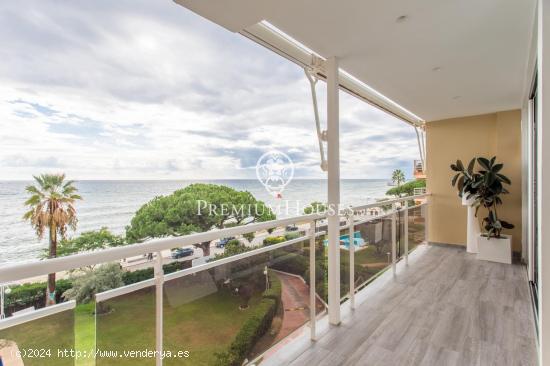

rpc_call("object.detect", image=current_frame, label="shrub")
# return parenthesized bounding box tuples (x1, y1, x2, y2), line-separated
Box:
(386, 179, 426, 197)
(4, 259, 191, 313)
(122, 261, 191, 285)
(303, 201, 327, 214)
(262, 272, 282, 307)
(284, 232, 302, 241)
(263, 236, 286, 246)
(270, 252, 308, 277)
(214, 298, 277, 366)
(63, 263, 124, 304)
(122, 268, 154, 285)
(5, 279, 73, 315)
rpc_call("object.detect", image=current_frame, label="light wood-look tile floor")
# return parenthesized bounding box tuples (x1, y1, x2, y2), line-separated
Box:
(287, 245, 538, 366)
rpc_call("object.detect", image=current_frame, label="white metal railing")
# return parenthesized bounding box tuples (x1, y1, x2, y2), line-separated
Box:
(413, 187, 427, 195)
(0, 193, 430, 366)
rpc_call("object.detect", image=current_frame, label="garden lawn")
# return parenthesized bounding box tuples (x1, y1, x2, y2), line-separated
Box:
(94, 286, 263, 366)
(75, 302, 96, 366)
(0, 307, 74, 366)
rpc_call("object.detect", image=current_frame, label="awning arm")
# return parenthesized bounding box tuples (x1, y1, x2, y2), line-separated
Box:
(304, 57, 328, 172)
(415, 126, 427, 172)
(240, 21, 425, 127)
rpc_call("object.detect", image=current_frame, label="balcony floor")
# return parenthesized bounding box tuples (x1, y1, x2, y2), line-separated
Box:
(263, 244, 538, 366)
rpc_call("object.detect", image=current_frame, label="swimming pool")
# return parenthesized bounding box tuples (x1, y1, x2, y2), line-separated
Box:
(323, 231, 366, 248)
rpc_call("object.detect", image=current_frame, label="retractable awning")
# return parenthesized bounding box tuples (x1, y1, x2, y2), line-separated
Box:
(173, 0, 536, 123)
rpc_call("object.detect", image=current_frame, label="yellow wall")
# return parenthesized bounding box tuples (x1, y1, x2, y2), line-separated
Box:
(426, 110, 523, 252)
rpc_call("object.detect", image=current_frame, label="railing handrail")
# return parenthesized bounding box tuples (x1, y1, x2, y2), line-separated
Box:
(95, 230, 327, 302)
(0, 212, 323, 283)
(351, 193, 430, 212)
(0, 193, 429, 283)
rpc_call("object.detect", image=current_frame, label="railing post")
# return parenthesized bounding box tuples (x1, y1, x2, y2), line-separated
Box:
(154, 251, 164, 366)
(309, 220, 316, 341)
(391, 203, 397, 278)
(404, 200, 409, 266)
(348, 209, 355, 310)
(0, 285, 5, 319)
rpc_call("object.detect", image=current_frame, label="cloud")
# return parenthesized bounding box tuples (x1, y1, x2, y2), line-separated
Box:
(1, 155, 63, 168)
(0, 0, 420, 181)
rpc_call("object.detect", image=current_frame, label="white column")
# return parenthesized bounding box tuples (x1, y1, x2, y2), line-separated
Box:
(538, 1, 550, 364)
(326, 56, 341, 325)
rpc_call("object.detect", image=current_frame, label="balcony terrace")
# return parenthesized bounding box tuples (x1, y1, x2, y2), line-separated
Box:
(262, 244, 538, 366)
(0, 0, 547, 364)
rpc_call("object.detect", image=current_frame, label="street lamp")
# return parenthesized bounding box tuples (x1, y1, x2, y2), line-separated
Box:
(263, 266, 269, 291)
(1, 285, 11, 319)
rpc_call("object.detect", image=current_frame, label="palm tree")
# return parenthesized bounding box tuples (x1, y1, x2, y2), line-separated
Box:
(23, 174, 82, 306)
(392, 169, 406, 188)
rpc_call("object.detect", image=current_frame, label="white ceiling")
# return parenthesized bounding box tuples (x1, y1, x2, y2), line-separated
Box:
(175, 0, 537, 121)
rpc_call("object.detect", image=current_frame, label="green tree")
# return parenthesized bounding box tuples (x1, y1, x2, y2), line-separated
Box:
(303, 201, 327, 214)
(23, 174, 82, 306)
(386, 179, 426, 197)
(54, 228, 125, 266)
(126, 183, 276, 256)
(391, 169, 406, 189)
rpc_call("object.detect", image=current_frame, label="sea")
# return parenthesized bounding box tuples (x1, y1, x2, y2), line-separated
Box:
(0, 179, 390, 265)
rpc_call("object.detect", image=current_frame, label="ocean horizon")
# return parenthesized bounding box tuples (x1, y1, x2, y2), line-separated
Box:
(0, 179, 392, 265)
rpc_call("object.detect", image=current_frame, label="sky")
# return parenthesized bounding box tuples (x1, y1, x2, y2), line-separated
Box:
(0, 0, 420, 181)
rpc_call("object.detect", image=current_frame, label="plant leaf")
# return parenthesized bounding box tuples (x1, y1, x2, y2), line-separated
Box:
(467, 158, 476, 175)
(477, 157, 491, 171)
(501, 221, 514, 229)
(497, 173, 511, 185)
(457, 176, 465, 192)
(451, 173, 460, 186)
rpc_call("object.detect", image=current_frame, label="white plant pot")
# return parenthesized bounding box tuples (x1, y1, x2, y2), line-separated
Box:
(476, 234, 512, 264)
(461, 194, 476, 206)
(460, 194, 480, 253)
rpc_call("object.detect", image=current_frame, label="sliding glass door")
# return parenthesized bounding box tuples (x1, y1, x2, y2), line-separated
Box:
(530, 77, 539, 318)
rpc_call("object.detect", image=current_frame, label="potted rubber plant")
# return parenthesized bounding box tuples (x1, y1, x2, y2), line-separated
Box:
(450, 157, 481, 204)
(473, 157, 514, 263)
(450, 158, 482, 253)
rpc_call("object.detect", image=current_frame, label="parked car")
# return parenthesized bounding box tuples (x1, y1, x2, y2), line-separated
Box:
(286, 225, 299, 232)
(171, 247, 194, 259)
(216, 237, 235, 248)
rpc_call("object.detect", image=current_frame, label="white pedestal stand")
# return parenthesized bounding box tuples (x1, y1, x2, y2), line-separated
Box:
(462, 195, 480, 253)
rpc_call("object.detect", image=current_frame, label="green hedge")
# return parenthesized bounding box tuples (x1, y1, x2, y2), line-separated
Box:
(283, 232, 303, 241)
(122, 260, 190, 285)
(214, 272, 282, 366)
(214, 298, 277, 366)
(262, 272, 282, 307)
(5, 279, 73, 315)
(6, 261, 191, 314)
(263, 236, 286, 246)
(270, 252, 308, 278)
